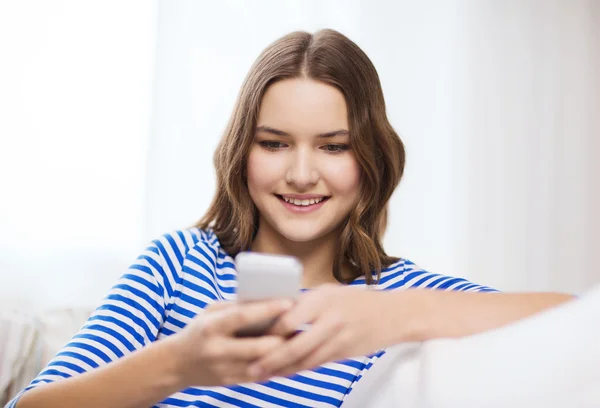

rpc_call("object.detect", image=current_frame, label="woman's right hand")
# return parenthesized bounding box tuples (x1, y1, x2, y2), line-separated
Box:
(166, 298, 293, 388)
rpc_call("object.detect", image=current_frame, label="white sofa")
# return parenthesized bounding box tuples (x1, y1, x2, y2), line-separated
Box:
(343, 284, 600, 408)
(3, 286, 599, 407)
(0, 307, 93, 405)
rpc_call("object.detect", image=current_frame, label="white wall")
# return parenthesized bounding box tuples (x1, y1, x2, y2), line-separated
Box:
(459, 1, 600, 293)
(1, 1, 597, 311)
(0, 0, 157, 309)
(148, 0, 599, 293)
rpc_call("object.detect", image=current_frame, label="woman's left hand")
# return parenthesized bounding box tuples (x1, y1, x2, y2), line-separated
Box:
(248, 284, 402, 380)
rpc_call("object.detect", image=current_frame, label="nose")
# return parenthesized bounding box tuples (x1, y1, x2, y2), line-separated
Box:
(285, 147, 319, 189)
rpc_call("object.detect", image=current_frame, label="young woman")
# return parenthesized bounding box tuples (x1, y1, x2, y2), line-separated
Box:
(10, 29, 572, 408)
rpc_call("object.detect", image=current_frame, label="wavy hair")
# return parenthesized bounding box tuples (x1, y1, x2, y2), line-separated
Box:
(197, 29, 405, 284)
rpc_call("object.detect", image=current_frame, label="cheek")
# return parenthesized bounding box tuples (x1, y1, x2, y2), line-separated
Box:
(246, 149, 265, 197)
(246, 148, 284, 193)
(324, 157, 361, 196)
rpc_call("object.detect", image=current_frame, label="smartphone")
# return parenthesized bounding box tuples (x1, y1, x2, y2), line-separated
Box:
(234, 252, 302, 336)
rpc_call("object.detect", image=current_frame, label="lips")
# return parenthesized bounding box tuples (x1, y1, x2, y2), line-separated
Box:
(275, 194, 330, 213)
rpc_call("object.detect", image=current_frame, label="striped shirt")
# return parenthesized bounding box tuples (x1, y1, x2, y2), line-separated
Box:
(8, 228, 497, 408)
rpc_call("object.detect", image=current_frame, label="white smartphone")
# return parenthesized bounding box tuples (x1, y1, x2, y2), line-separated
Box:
(234, 252, 302, 336)
(235, 252, 302, 301)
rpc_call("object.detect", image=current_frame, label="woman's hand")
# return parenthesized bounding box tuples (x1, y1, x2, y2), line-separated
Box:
(168, 298, 293, 387)
(245, 287, 574, 382)
(248, 285, 402, 379)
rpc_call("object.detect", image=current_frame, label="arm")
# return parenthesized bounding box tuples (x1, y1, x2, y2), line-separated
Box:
(9, 237, 179, 408)
(13, 301, 289, 408)
(14, 337, 183, 408)
(376, 260, 574, 341)
(251, 285, 575, 378)
(381, 289, 575, 344)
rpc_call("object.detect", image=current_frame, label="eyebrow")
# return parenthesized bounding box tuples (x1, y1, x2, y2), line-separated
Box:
(256, 125, 350, 139)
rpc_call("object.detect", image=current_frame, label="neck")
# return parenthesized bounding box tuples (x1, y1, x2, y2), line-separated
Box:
(250, 222, 343, 289)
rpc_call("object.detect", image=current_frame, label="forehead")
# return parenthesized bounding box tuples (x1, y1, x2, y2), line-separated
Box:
(257, 78, 349, 133)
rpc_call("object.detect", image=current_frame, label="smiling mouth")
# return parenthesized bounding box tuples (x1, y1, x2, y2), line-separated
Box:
(275, 194, 330, 207)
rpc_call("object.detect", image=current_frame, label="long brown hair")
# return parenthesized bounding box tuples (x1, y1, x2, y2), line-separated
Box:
(197, 29, 405, 284)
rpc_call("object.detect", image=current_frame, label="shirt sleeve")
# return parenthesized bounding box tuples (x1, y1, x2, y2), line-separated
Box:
(6, 234, 186, 408)
(378, 259, 499, 292)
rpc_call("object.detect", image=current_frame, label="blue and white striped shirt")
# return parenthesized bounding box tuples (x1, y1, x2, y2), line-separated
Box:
(8, 228, 496, 408)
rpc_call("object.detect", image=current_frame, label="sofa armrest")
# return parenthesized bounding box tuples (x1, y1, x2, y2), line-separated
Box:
(343, 284, 600, 408)
(0, 307, 93, 405)
(0, 310, 40, 406)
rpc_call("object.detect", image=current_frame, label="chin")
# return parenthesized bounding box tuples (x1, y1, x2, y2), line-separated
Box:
(275, 223, 331, 243)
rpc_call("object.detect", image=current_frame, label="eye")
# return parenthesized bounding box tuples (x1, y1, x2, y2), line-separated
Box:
(259, 141, 287, 151)
(321, 144, 350, 153)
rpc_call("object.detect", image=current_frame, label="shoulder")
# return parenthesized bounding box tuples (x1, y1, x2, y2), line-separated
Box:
(149, 227, 227, 264)
(151, 228, 236, 301)
(351, 258, 498, 292)
(144, 228, 233, 283)
(350, 258, 410, 289)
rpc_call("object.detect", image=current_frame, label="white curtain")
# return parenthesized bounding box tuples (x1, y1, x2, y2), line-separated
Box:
(0, 0, 157, 309)
(148, 0, 599, 293)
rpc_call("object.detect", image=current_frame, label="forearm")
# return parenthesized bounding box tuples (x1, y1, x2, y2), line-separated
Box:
(386, 290, 575, 343)
(16, 336, 186, 408)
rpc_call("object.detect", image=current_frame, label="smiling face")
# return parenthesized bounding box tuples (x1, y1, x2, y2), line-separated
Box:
(246, 78, 361, 244)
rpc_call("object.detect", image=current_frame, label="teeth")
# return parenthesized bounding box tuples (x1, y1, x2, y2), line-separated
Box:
(282, 196, 325, 206)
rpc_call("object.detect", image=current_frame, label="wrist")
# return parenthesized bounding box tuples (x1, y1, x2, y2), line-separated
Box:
(155, 335, 190, 391)
(381, 289, 433, 344)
